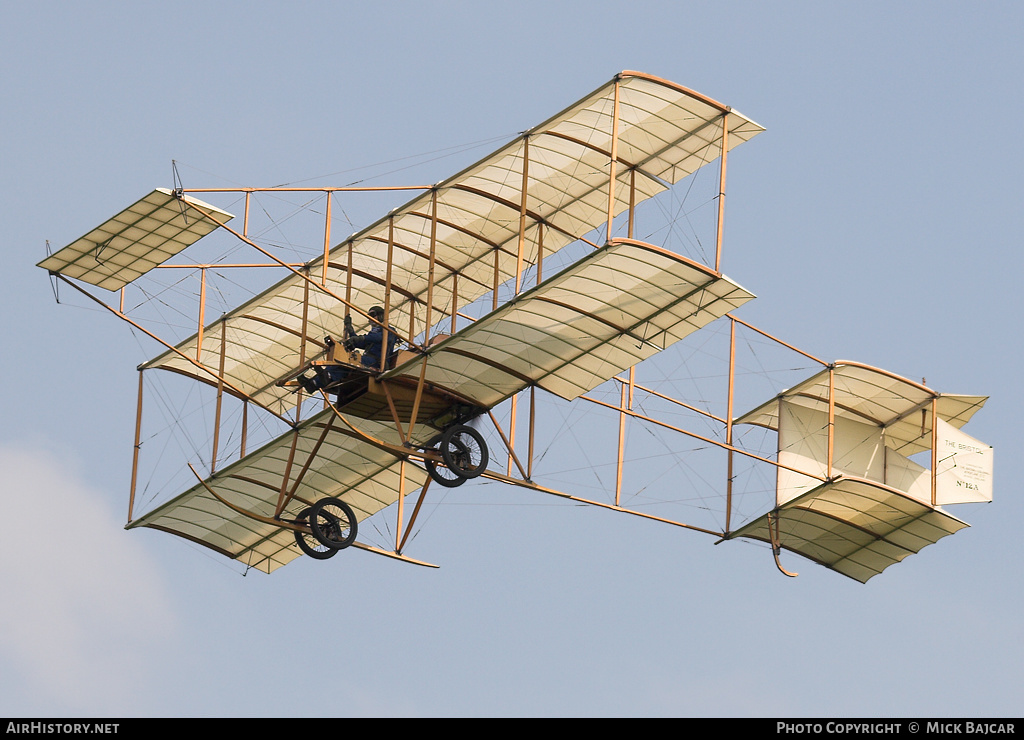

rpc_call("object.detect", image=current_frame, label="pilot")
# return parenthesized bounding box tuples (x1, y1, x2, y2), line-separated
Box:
(296, 306, 397, 394)
(345, 305, 399, 371)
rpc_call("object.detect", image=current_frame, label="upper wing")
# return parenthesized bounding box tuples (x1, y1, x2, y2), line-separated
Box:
(139, 73, 764, 417)
(383, 239, 755, 407)
(127, 409, 426, 573)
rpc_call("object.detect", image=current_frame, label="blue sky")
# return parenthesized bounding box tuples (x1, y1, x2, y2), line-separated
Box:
(1, 0, 1022, 717)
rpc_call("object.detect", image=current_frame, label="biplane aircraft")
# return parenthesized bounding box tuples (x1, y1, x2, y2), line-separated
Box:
(38, 71, 994, 582)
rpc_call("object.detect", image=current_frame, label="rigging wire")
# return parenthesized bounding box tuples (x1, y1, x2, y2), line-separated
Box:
(171, 132, 514, 192)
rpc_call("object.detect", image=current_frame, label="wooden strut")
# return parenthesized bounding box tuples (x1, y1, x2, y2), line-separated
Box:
(725, 317, 736, 534)
(606, 77, 620, 238)
(489, 410, 529, 481)
(527, 385, 536, 481)
(615, 371, 627, 506)
(827, 364, 835, 479)
(275, 430, 303, 523)
(726, 314, 830, 367)
(382, 218, 395, 373)
(240, 400, 248, 458)
(714, 113, 728, 273)
(298, 267, 311, 414)
(395, 460, 406, 552)
(128, 369, 144, 524)
(405, 354, 432, 446)
(210, 316, 227, 473)
(196, 268, 206, 362)
(185, 186, 433, 194)
(424, 189, 438, 343)
(156, 262, 308, 269)
(380, 381, 409, 444)
(322, 192, 332, 285)
(398, 476, 433, 553)
(507, 135, 530, 476)
(931, 395, 938, 507)
(482, 469, 724, 538)
(507, 396, 517, 478)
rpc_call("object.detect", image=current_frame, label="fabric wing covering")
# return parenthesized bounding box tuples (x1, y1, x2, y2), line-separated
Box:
(140, 72, 764, 417)
(37, 189, 234, 292)
(127, 411, 426, 573)
(728, 478, 969, 584)
(729, 363, 990, 582)
(383, 239, 754, 406)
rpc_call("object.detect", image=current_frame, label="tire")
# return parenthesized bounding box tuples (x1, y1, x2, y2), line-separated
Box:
(439, 424, 488, 479)
(293, 508, 337, 560)
(310, 497, 358, 550)
(425, 458, 466, 488)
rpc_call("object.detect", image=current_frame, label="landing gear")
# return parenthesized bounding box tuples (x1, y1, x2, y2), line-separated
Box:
(425, 424, 489, 488)
(292, 507, 337, 560)
(440, 424, 488, 479)
(425, 458, 467, 488)
(291, 498, 357, 561)
(309, 497, 358, 550)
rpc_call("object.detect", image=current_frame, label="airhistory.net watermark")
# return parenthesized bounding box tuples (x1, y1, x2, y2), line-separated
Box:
(5, 724, 118, 734)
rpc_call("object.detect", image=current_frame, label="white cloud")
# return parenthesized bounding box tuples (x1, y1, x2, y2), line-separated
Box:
(0, 443, 175, 714)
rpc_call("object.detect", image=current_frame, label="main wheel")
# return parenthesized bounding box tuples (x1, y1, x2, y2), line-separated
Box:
(425, 458, 467, 488)
(293, 508, 337, 560)
(439, 424, 488, 479)
(309, 497, 358, 550)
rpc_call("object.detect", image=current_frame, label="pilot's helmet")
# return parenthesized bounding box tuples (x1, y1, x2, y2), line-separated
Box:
(368, 306, 385, 320)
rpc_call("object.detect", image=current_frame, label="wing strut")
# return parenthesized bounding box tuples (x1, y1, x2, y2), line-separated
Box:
(397, 475, 433, 554)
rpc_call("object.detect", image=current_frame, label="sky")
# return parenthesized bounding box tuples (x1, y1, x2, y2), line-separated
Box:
(2, 0, 1022, 718)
